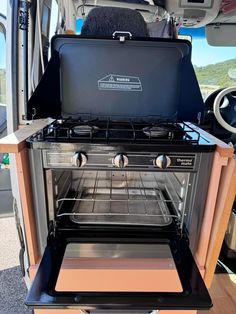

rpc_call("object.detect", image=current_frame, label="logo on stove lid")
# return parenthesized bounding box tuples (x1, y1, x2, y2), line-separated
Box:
(98, 74, 142, 92)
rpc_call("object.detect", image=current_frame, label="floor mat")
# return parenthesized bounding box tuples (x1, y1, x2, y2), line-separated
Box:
(0, 266, 32, 314)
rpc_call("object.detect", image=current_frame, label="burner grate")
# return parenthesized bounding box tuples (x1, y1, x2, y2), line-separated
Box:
(31, 117, 201, 144)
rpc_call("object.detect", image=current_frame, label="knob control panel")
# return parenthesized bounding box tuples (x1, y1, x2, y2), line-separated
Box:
(72, 152, 87, 168)
(154, 155, 171, 169)
(112, 154, 129, 168)
(44, 151, 195, 170)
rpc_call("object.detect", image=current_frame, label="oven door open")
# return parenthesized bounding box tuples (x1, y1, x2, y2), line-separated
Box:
(25, 228, 212, 311)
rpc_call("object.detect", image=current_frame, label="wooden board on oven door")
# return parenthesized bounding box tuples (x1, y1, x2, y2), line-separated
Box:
(34, 310, 197, 314)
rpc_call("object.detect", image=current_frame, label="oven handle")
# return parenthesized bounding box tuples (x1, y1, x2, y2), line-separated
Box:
(25, 231, 212, 310)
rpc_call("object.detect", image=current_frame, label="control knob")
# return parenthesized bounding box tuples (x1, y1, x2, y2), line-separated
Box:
(154, 155, 171, 169)
(72, 152, 87, 167)
(113, 154, 129, 168)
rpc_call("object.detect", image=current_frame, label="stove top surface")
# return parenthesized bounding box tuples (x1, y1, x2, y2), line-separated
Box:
(30, 117, 198, 142)
(27, 117, 216, 152)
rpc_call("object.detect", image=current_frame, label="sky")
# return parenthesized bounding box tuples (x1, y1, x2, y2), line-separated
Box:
(179, 27, 236, 67)
(192, 38, 236, 67)
(0, 1, 6, 16)
(0, 0, 235, 69)
(0, 0, 6, 69)
(0, 33, 5, 69)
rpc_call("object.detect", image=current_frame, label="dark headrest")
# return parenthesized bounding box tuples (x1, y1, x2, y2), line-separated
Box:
(81, 7, 148, 37)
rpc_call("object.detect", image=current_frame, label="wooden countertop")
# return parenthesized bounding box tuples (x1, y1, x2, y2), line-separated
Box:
(0, 119, 53, 153)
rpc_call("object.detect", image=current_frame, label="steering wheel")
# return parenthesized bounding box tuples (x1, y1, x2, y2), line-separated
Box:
(213, 86, 236, 133)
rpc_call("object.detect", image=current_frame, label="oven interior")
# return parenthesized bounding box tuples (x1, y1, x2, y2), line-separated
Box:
(46, 169, 192, 232)
(27, 164, 213, 309)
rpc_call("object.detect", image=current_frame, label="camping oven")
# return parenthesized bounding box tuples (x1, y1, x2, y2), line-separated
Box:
(25, 117, 215, 312)
(24, 36, 215, 312)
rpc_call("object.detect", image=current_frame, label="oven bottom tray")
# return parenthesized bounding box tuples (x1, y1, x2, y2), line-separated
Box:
(64, 188, 173, 226)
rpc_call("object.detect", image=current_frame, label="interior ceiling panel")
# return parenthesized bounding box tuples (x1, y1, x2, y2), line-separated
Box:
(72, 0, 236, 25)
(73, 0, 158, 22)
(165, 0, 222, 27)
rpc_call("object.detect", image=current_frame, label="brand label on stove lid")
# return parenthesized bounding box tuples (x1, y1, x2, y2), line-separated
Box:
(98, 74, 142, 92)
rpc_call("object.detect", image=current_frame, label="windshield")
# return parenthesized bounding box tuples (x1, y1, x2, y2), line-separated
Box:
(180, 27, 236, 100)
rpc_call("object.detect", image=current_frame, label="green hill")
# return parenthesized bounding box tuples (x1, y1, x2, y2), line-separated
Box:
(194, 59, 236, 88)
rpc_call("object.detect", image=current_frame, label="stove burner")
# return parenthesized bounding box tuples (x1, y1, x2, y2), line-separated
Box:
(73, 125, 99, 136)
(143, 126, 170, 138)
(29, 117, 201, 145)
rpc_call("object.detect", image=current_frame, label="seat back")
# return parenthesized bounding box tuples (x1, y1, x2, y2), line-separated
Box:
(81, 6, 148, 37)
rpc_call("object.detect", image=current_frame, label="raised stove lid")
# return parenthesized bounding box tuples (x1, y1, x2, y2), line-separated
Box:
(27, 36, 203, 122)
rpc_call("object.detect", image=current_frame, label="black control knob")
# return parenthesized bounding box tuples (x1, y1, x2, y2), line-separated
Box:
(72, 152, 87, 167)
(113, 154, 129, 168)
(154, 155, 171, 169)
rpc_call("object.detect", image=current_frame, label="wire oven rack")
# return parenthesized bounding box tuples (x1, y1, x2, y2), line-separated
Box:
(56, 171, 182, 226)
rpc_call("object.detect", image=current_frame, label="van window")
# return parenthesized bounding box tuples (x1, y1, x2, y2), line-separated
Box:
(180, 27, 236, 100)
(0, 15, 6, 106)
(0, 11, 6, 140)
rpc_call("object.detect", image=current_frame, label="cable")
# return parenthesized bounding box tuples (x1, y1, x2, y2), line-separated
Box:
(56, 0, 62, 34)
(31, 53, 35, 92)
(36, 0, 45, 73)
(76, 0, 87, 19)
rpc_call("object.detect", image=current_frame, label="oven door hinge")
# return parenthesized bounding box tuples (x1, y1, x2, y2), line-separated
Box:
(48, 220, 57, 240)
(181, 226, 190, 243)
